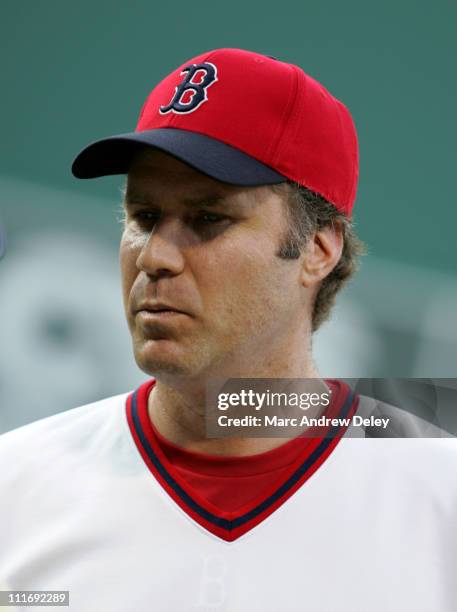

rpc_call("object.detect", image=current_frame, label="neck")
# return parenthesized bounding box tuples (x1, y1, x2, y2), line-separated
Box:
(148, 332, 322, 456)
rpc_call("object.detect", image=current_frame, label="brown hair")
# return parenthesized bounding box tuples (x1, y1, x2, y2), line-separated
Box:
(273, 182, 366, 332)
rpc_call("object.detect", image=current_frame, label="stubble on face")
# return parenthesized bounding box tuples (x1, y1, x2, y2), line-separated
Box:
(119, 150, 309, 384)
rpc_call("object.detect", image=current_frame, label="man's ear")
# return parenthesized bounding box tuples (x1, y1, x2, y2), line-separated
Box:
(300, 223, 343, 288)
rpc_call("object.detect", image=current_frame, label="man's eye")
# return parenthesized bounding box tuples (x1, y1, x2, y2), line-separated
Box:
(131, 211, 159, 223)
(196, 213, 227, 224)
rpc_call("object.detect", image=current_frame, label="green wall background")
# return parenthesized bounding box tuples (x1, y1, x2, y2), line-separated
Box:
(1, 0, 456, 272)
(0, 1, 456, 432)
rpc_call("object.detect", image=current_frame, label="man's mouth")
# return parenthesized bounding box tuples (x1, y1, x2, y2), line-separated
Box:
(135, 301, 186, 314)
(134, 301, 190, 323)
(137, 309, 183, 318)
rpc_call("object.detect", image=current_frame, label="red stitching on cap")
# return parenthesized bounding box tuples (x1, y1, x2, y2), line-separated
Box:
(266, 63, 299, 165)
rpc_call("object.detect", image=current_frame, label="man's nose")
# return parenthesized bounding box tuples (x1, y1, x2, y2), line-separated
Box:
(136, 217, 186, 278)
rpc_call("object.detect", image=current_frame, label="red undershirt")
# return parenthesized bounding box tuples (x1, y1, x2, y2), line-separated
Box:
(148, 379, 346, 512)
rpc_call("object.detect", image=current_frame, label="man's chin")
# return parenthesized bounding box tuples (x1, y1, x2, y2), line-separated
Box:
(134, 341, 200, 379)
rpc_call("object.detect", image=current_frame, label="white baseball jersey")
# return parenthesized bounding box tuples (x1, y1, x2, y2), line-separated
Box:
(0, 380, 456, 611)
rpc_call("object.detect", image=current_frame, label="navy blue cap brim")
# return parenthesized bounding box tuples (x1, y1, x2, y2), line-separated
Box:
(71, 128, 287, 186)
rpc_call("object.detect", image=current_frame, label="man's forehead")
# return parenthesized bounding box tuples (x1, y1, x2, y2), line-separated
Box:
(124, 148, 285, 213)
(125, 152, 272, 208)
(124, 186, 230, 209)
(124, 171, 236, 207)
(126, 148, 231, 195)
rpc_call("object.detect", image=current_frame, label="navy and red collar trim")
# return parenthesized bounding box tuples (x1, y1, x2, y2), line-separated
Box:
(126, 379, 358, 542)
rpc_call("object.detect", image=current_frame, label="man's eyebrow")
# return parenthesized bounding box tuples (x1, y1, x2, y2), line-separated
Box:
(123, 192, 232, 208)
(182, 194, 229, 207)
(123, 191, 153, 207)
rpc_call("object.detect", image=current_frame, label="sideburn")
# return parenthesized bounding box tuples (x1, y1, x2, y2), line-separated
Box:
(276, 226, 303, 260)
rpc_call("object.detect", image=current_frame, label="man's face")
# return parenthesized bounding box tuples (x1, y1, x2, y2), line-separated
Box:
(120, 149, 308, 381)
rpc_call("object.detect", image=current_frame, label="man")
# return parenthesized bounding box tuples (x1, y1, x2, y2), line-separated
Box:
(0, 49, 455, 611)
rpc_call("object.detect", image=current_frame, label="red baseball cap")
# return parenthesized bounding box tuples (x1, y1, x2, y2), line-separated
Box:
(72, 48, 359, 215)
